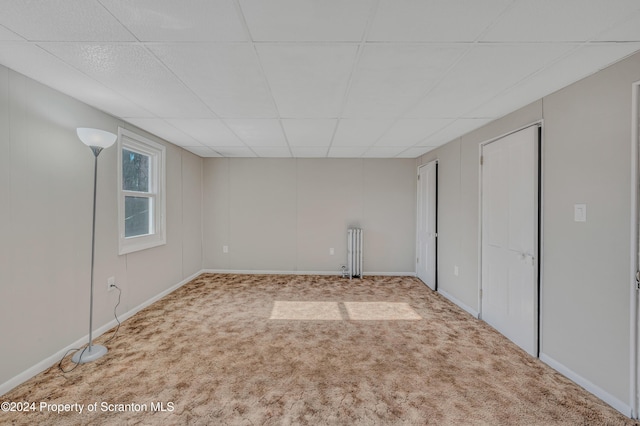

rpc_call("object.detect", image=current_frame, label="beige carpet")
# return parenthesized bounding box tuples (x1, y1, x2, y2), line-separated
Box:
(1, 274, 637, 425)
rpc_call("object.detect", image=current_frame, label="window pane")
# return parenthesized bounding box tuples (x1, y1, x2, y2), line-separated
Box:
(122, 149, 150, 192)
(125, 196, 151, 237)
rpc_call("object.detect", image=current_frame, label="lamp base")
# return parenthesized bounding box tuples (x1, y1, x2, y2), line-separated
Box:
(72, 344, 108, 364)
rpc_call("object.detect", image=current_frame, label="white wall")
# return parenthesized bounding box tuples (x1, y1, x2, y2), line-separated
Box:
(203, 158, 417, 274)
(418, 51, 640, 411)
(541, 53, 635, 406)
(0, 65, 203, 388)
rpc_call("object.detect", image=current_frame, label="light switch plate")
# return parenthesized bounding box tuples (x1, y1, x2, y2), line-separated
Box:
(574, 204, 587, 222)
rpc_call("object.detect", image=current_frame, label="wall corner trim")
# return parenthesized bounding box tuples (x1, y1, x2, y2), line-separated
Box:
(540, 352, 632, 418)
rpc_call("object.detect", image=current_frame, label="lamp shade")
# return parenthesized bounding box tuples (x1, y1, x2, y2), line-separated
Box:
(77, 128, 117, 149)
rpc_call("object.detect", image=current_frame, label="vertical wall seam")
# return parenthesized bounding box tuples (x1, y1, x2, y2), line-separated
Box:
(361, 158, 365, 227)
(226, 158, 231, 270)
(200, 156, 204, 272)
(180, 151, 184, 279)
(294, 158, 299, 272)
(459, 137, 463, 271)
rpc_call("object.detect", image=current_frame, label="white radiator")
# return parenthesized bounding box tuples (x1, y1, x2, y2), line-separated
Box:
(347, 228, 363, 279)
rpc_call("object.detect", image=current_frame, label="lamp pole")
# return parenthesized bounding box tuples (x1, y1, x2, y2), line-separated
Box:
(72, 129, 115, 364)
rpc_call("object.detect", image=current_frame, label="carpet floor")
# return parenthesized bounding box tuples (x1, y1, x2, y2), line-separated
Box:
(1, 274, 638, 425)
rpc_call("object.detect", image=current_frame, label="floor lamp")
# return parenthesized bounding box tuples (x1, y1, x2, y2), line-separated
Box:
(72, 127, 117, 364)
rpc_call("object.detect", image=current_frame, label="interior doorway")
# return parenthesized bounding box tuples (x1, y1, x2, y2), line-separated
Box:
(480, 125, 540, 357)
(417, 160, 437, 290)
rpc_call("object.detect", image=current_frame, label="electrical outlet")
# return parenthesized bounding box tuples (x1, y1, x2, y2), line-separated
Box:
(107, 276, 116, 292)
(574, 204, 587, 222)
(340, 265, 347, 277)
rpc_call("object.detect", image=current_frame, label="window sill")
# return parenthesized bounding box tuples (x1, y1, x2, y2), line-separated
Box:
(119, 235, 166, 255)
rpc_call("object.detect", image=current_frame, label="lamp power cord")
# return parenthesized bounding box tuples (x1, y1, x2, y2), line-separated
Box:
(58, 284, 122, 373)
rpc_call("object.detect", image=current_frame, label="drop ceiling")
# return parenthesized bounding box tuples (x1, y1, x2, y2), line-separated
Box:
(1, 0, 639, 158)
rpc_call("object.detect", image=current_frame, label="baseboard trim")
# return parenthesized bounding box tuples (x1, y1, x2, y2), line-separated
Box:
(202, 269, 416, 277)
(437, 288, 479, 318)
(0, 270, 203, 397)
(119, 270, 203, 324)
(539, 352, 632, 417)
(367, 271, 417, 277)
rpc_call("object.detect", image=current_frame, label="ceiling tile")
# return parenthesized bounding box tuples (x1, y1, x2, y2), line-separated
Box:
(343, 44, 468, 118)
(406, 43, 573, 118)
(100, 0, 247, 42)
(124, 118, 199, 147)
(183, 146, 222, 157)
(0, 42, 152, 118)
(252, 146, 292, 158)
(332, 119, 394, 146)
(40, 43, 211, 118)
(420, 119, 493, 146)
(0, 0, 135, 42)
(281, 119, 336, 146)
(327, 146, 368, 158)
(594, 11, 640, 41)
(290, 146, 328, 157)
(214, 146, 257, 157)
(481, 0, 640, 42)
(376, 119, 454, 147)
(239, 0, 372, 42)
(363, 146, 406, 158)
(0, 25, 23, 41)
(471, 43, 640, 118)
(368, 0, 511, 42)
(397, 146, 437, 158)
(150, 43, 277, 118)
(224, 119, 287, 146)
(256, 44, 358, 117)
(168, 119, 244, 147)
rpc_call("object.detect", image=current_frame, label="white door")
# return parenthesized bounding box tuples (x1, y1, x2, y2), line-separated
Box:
(417, 161, 437, 290)
(481, 126, 539, 356)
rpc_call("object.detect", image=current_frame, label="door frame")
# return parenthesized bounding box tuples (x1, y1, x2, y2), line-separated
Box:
(416, 160, 438, 290)
(630, 80, 640, 419)
(477, 121, 543, 357)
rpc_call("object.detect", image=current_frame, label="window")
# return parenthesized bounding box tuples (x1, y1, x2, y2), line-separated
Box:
(117, 128, 166, 255)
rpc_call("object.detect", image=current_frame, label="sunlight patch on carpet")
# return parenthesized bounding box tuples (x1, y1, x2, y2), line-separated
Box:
(343, 302, 422, 320)
(270, 301, 342, 320)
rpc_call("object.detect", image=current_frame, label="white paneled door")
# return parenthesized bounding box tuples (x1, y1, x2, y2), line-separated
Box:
(481, 126, 539, 357)
(417, 161, 437, 290)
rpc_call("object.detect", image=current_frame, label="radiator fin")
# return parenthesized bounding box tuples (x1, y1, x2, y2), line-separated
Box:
(347, 228, 363, 279)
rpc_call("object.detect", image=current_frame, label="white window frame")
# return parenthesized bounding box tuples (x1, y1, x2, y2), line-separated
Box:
(117, 127, 166, 255)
